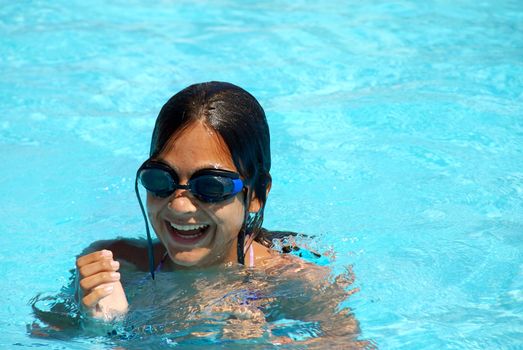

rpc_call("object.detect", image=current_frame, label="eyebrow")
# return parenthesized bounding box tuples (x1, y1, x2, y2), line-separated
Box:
(192, 164, 236, 173)
(153, 159, 236, 176)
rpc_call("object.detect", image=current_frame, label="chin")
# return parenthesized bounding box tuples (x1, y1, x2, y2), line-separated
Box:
(170, 249, 210, 267)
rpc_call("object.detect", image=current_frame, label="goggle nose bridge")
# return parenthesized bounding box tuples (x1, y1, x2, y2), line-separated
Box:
(168, 182, 194, 196)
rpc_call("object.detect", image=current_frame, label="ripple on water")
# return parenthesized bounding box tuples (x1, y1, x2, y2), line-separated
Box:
(29, 259, 372, 349)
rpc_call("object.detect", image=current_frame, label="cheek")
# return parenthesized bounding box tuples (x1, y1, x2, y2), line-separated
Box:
(213, 200, 246, 238)
(145, 194, 164, 218)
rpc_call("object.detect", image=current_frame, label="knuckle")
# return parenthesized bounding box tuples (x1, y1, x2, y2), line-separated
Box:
(78, 267, 88, 278)
(91, 288, 101, 299)
(102, 260, 113, 270)
(79, 279, 89, 290)
(100, 249, 112, 258)
(94, 286, 110, 299)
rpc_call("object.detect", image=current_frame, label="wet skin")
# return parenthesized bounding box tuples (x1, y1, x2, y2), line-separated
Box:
(76, 121, 271, 319)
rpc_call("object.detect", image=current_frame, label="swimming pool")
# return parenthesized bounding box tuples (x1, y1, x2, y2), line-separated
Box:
(1, 0, 522, 348)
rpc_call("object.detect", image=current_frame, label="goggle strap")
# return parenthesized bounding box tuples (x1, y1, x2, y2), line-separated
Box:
(237, 228, 245, 265)
(237, 191, 253, 265)
(135, 176, 156, 279)
(243, 206, 266, 255)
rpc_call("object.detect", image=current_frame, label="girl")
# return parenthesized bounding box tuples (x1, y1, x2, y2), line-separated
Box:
(65, 82, 366, 347)
(35, 82, 365, 347)
(76, 81, 279, 319)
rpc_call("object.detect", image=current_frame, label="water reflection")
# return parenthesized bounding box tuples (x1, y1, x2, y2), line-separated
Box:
(30, 257, 374, 349)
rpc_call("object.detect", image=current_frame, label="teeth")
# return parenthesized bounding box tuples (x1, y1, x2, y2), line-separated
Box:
(169, 222, 208, 231)
(177, 232, 202, 239)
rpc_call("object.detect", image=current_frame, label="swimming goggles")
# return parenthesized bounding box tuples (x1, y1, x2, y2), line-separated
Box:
(136, 160, 244, 203)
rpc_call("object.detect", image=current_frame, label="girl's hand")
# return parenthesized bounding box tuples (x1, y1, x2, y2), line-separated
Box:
(76, 249, 129, 321)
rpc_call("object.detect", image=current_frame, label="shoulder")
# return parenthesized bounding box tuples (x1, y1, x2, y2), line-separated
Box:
(79, 237, 148, 255)
(256, 228, 300, 247)
(79, 238, 163, 271)
(258, 248, 331, 281)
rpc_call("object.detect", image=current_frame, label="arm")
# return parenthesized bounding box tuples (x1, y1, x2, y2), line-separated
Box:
(264, 255, 363, 345)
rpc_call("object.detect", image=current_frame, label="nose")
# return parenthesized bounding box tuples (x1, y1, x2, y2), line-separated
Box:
(168, 189, 198, 214)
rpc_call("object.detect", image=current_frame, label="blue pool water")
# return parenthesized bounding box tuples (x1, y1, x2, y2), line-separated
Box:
(1, 0, 522, 348)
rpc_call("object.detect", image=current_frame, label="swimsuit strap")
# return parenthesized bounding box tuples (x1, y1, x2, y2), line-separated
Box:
(243, 234, 256, 268)
(249, 243, 254, 267)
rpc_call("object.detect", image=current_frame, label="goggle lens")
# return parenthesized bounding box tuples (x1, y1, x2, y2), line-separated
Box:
(139, 168, 176, 197)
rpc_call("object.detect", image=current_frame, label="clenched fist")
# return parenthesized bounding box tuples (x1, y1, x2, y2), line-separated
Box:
(76, 249, 128, 320)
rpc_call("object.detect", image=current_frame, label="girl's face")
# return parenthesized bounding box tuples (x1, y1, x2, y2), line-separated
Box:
(147, 121, 258, 267)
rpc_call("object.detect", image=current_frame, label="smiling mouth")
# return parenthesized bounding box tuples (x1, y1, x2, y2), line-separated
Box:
(166, 221, 210, 244)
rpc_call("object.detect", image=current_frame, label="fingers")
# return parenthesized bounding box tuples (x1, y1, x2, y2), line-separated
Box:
(76, 249, 112, 268)
(81, 283, 115, 308)
(78, 259, 119, 279)
(75, 249, 129, 319)
(79, 271, 120, 291)
(76, 249, 122, 308)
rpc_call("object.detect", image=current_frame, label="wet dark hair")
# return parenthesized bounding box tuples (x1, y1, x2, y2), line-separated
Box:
(149, 81, 272, 264)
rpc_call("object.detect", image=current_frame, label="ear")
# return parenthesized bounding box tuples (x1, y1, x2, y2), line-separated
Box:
(248, 179, 272, 213)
